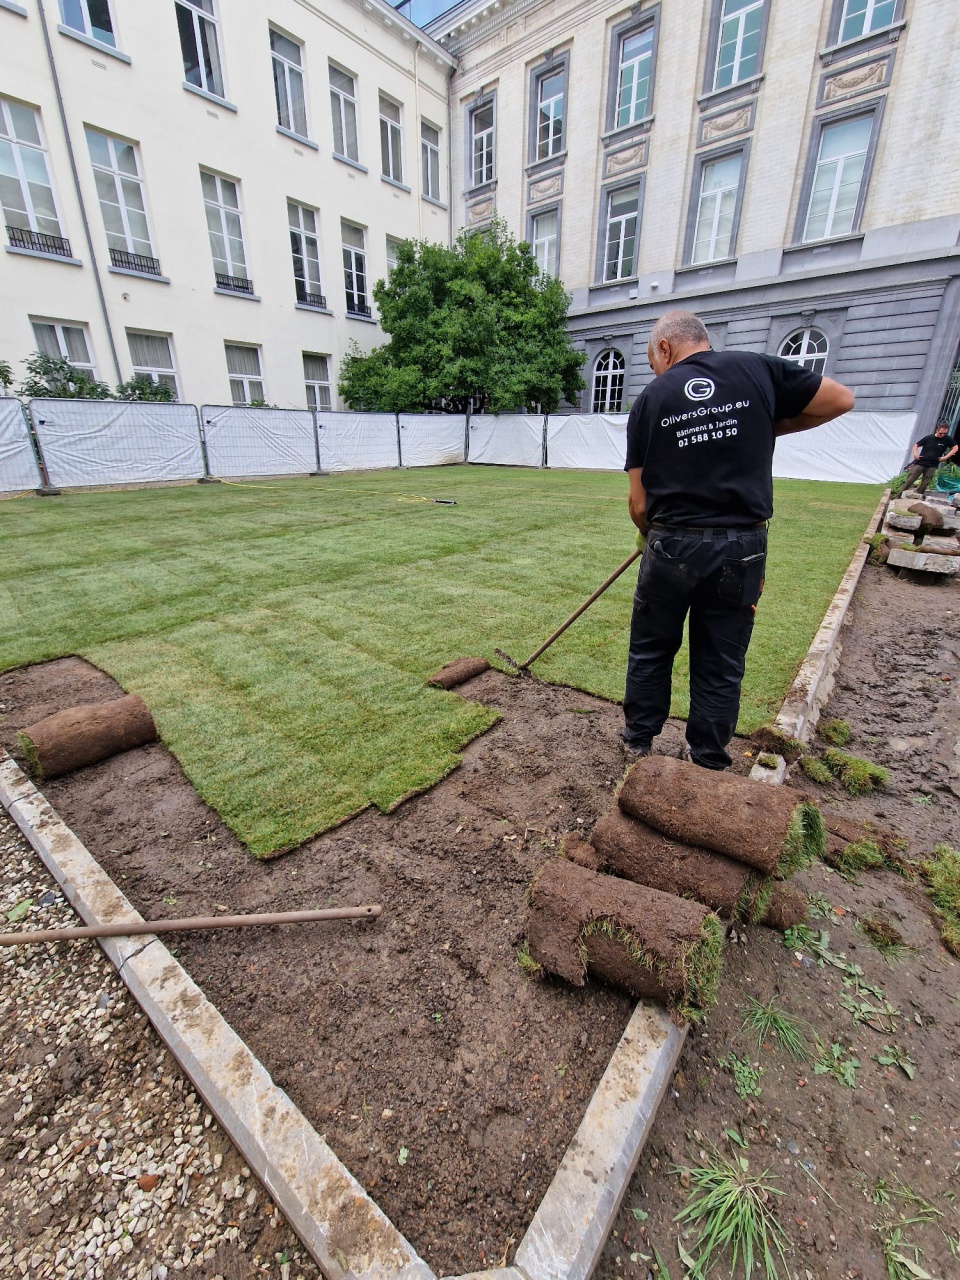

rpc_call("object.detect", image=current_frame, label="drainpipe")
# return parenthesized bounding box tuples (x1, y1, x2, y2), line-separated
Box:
(413, 41, 423, 241)
(445, 59, 454, 249)
(36, 0, 123, 383)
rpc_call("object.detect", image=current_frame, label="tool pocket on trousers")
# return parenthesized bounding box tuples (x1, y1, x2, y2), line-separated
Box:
(717, 552, 766, 608)
(639, 536, 692, 599)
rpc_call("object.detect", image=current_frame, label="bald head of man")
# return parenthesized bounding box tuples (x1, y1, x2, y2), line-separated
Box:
(647, 310, 710, 376)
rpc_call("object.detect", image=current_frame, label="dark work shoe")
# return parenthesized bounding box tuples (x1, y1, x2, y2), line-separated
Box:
(620, 738, 651, 766)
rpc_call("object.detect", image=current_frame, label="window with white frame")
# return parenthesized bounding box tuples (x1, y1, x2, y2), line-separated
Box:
(779, 328, 829, 376)
(303, 352, 331, 410)
(271, 30, 308, 138)
(604, 184, 641, 281)
(531, 208, 559, 277)
(713, 0, 765, 91)
(379, 96, 403, 183)
(592, 349, 625, 414)
(691, 152, 742, 263)
(225, 344, 264, 404)
(839, 0, 897, 42)
(288, 201, 324, 307)
(386, 236, 401, 275)
(59, 0, 116, 47)
(176, 0, 224, 100)
(85, 129, 157, 272)
(32, 319, 97, 376)
(201, 171, 249, 288)
(0, 98, 67, 254)
(127, 331, 179, 395)
(803, 114, 872, 242)
(616, 26, 654, 128)
(470, 99, 495, 187)
(535, 67, 565, 161)
(421, 121, 440, 201)
(341, 221, 368, 315)
(329, 66, 359, 162)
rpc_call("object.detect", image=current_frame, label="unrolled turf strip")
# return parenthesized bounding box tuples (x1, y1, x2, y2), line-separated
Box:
(426, 656, 490, 689)
(526, 857, 724, 1021)
(618, 756, 825, 877)
(18, 694, 157, 781)
(582, 810, 806, 930)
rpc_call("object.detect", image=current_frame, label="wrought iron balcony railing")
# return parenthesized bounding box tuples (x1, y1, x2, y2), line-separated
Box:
(346, 298, 371, 317)
(296, 286, 327, 309)
(110, 248, 162, 276)
(215, 272, 253, 294)
(7, 225, 72, 257)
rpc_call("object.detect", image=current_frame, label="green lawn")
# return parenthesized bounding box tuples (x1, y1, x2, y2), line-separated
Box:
(0, 468, 880, 855)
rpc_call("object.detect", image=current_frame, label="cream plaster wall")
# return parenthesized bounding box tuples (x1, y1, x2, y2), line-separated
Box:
(1, 0, 453, 408)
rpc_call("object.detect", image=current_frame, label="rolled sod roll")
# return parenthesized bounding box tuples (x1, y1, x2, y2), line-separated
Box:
(526, 857, 724, 1021)
(426, 656, 490, 689)
(618, 756, 824, 877)
(18, 694, 157, 780)
(589, 809, 804, 929)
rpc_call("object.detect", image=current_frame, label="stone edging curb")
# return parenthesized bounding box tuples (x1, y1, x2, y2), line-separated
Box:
(750, 488, 890, 785)
(0, 748, 684, 1280)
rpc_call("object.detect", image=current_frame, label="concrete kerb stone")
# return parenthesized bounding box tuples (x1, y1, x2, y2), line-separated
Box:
(760, 489, 890, 763)
(0, 746, 685, 1280)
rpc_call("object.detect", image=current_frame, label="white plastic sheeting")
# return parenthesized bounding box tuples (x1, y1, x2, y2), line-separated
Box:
(546, 413, 628, 471)
(467, 414, 544, 467)
(202, 406, 316, 477)
(773, 410, 916, 484)
(398, 414, 466, 467)
(316, 412, 399, 472)
(31, 400, 204, 488)
(0, 398, 41, 493)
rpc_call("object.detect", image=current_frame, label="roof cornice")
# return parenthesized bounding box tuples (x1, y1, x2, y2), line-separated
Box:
(343, 0, 459, 68)
(425, 0, 549, 55)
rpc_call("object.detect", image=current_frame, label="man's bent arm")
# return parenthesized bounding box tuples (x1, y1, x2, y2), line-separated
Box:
(628, 468, 649, 533)
(775, 377, 855, 437)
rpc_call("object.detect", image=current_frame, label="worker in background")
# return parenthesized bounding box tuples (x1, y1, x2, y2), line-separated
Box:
(902, 421, 957, 496)
(622, 310, 855, 770)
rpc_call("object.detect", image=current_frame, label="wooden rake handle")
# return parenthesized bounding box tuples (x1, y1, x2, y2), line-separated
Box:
(0, 905, 382, 947)
(515, 547, 642, 670)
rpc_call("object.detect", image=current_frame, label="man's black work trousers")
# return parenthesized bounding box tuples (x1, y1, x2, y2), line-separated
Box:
(623, 525, 767, 770)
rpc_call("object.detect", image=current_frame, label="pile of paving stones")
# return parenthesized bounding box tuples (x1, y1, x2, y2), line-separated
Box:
(0, 807, 321, 1279)
(880, 491, 960, 576)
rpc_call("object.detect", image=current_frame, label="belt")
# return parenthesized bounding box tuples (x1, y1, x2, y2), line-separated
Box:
(649, 522, 767, 540)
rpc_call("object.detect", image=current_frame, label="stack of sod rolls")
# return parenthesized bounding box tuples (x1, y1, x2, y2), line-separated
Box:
(525, 756, 825, 1021)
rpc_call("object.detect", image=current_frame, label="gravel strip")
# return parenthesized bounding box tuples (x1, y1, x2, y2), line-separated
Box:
(0, 807, 322, 1280)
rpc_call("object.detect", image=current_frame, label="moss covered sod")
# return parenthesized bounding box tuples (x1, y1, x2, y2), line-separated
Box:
(0, 469, 879, 855)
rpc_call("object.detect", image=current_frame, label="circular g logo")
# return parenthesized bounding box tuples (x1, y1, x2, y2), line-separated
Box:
(684, 377, 715, 401)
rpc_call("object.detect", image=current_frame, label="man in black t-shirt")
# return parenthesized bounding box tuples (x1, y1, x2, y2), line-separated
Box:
(622, 310, 854, 770)
(902, 422, 957, 495)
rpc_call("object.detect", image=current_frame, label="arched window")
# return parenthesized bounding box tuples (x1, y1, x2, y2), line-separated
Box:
(592, 349, 626, 413)
(779, 327, 829, 375)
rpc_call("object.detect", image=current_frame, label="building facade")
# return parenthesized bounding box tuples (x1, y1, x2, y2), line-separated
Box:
(427, 0, 960, 430)
(0, 0, 453, 409)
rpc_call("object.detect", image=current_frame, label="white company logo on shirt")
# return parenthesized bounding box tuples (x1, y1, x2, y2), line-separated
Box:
(684, 377, 715, 401)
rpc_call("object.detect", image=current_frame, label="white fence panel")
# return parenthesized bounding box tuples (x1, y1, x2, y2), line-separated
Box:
(467, 415, 544, 467)
(316, 412, 399, 471)
(31, 400, 204, 487)
(398, 414, 466, 467)
(546, 413, 628, 471)
(201, 406, 316, 477)
(773, 411, 917, 484)
(0, 398, 41, 493)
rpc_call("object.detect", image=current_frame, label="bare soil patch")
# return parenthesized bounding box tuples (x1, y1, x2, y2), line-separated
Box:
(0, 658, 723, 1275)
(594, 563, 960, 1279)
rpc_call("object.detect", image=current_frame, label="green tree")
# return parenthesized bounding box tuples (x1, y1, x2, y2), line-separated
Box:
(0, 360, 13, 393)
(18, 352, 113, 400)
(116, 373, 176, 402)
(338, 217, 586, 413)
